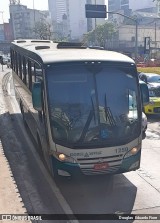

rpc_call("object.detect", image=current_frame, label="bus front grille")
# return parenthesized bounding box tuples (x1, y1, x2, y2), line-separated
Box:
(81, 165, 120, 175)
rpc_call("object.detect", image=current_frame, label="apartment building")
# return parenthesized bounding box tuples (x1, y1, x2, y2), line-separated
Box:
(9, 3, 50, 39)
(67, 0, 87, 39)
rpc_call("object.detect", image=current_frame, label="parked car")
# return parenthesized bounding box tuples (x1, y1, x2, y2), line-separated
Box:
(0, 55, 10, 66)
(139, 72, 160, 85)
(139, 73, 160, 115)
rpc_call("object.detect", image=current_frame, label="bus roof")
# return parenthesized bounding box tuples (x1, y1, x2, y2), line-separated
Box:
(11, 40, 135, 65)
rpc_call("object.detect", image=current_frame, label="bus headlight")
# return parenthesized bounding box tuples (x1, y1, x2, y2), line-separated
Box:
(55, 152, 77, 163)
(124, 145, 141, 159)
(58, 153, 66, 161)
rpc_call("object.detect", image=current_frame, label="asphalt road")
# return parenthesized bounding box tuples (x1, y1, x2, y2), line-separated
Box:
(147, 115, 160, 136)
(0, 67, 160, 223)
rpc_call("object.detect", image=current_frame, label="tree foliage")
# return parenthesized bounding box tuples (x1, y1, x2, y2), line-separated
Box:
(83, 22, 116, 47)
(33, 21, 52, 40)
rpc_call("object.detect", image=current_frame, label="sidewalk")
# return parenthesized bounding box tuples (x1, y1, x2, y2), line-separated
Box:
(0, 66, 30, 222)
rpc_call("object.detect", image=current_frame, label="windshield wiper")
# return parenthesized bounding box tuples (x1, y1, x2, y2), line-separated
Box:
(91, 95, 96, 124)
(77, 109, 94, 142)
(77, 91, 100, 143)
(104, 93, 116, 126)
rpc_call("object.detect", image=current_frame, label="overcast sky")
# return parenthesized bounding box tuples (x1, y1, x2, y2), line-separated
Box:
(0, 0, 48, 23)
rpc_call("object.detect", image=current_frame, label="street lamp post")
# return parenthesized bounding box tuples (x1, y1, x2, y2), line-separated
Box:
(33, 0, 35, 23)
(94, 0, 97, 44)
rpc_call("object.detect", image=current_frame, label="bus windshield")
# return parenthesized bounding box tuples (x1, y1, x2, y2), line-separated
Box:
(46, 63, 140, 148)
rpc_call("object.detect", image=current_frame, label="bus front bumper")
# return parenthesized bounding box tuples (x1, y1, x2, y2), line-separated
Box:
(51, 150, 141, 177)
(117, 150, 141, 174)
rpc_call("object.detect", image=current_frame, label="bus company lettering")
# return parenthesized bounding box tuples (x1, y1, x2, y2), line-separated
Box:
(70, 151, 102, 157)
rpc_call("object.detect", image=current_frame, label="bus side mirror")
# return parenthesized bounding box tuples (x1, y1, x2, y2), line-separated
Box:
(139, 82, 149, 106)
(0, 56, 2, 64)
(32, 82, 42, 111)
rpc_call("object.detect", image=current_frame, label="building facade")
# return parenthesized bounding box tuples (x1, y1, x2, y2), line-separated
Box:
(9, 3, 51, 39)
(0, 24, 5, 41)
(48, 0, 106, 40)
(4, 23, 14, 41)
(48, 0, 67, 23)
(106, 24, 160, 58)
(108, 0, 157, 15)
(48, 0, 69, 39)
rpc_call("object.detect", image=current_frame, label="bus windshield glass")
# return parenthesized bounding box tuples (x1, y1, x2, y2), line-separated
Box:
(46, 62, 140, 148)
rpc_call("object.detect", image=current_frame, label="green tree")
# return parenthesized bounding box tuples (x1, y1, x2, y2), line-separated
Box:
(33, 21, 52, 40)
(83, 22, 116, 47)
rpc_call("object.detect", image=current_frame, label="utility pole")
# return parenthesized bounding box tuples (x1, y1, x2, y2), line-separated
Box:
(0, 11, 4, 71)
(95, 0, 97, 28)
(135, 20, 138, 62)
(94, 0, 97, 44)
(155, 22, 157, 58)
(33, 0, 35, 23)
(0, 11, 4, 24)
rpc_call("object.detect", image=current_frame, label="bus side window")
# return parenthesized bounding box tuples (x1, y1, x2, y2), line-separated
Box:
(35, 63, 42, 82)
(37, 81, 44, 123)
(22, 57, 27, 84)
(41, 83, 48, 139)
(25, 60, 29, 88)
(18, 54, 22, 79)
(15, 51, 19, 76)
(12, 50, 16, 71)
(31, 61, 35, 88)
(28, 60, 33, 91)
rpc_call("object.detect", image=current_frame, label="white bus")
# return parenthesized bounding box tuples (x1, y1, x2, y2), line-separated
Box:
(10, 40, 148, 178)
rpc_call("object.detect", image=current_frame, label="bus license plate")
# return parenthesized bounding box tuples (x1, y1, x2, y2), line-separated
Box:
(94, 163, 109, 170)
